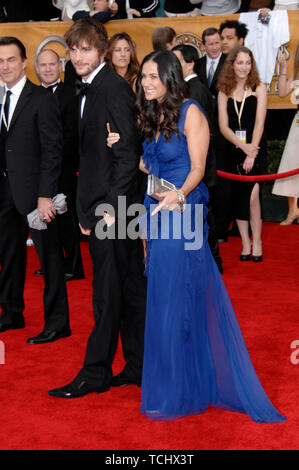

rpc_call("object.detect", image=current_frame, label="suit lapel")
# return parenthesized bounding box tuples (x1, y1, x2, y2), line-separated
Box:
(200, 56, 209, 86)
(80, 64, 109, 125)
(211, 53, 226, 88)
(8, 79, 33, 131)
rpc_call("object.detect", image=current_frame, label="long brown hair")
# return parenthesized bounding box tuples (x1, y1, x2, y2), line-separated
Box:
(105, 32, 140, 86)
(135, 50, 190, 142)
(217, 45, 260, 96)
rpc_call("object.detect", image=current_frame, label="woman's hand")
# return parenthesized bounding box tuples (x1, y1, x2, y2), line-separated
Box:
(151, 191, 181, 216)
(242, 156, 255, 174)
(106, 122, 120, 148)
(240, 142, 259, 159)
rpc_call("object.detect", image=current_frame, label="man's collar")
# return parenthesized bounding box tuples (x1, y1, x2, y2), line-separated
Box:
(185, 74, 198, 82)
(42, 79, 61, 89)
(5, 75, 27, 95)
(82, 61, 106, 84)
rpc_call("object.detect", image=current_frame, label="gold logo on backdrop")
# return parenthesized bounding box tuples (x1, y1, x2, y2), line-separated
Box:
(176, 33, 206, 58)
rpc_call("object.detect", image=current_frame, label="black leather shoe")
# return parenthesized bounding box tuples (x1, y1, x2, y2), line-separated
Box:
(34, 269, 43, 275)
(0, 318, 25, 332)
(48, 378, 110, 398)
(26, 328, 71, 344)
(240, 254, 251, 261)
(252, 255, 263, 262)
(65, 273, 85, 282)
(111, 371, 141, 387)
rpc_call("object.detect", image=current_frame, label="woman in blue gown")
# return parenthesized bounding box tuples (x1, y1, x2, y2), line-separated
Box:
(109, 50, 285, 423)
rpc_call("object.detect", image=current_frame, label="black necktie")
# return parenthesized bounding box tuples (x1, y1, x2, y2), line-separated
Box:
(3, 90, 12, 128)
(75, 80, 90, 97)
(0, 90, 12, 169)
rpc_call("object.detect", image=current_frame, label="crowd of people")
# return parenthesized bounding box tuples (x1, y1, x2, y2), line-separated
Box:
(0, 6, 296, 424)
(0, 1, 298, 22)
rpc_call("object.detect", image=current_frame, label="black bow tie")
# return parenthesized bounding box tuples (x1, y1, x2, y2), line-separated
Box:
(75, 80, 90, 97)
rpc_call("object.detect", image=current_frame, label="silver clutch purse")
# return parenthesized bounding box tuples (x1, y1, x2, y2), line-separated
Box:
(147, 174, 177, 197)
(147, 174, 185, 212)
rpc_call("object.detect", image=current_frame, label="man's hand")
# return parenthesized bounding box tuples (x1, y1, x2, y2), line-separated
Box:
(38, 197, 56, 223)
(79, 223, 91, 236)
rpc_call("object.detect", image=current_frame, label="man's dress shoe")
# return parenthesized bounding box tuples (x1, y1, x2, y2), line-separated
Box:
(34, 269, 43, 275)
(64, 273, 85, 282)
(111, 371, 141, 387)
(0, 319, 25, 332)
(26, 329, 71, 344)
(48, 378, 110, 398)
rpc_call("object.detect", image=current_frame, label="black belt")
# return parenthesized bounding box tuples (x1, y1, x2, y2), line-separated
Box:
(0, 169, 7, 177)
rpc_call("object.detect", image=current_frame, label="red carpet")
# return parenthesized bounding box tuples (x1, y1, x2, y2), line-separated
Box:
(0, 222, 298, 450)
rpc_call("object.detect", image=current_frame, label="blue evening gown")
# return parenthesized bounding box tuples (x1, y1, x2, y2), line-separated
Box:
(139, 100, 286, 423)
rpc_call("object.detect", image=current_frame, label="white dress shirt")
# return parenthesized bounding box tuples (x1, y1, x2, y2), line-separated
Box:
(80, 61, 106, 118)
(1, 75, 27, 130)
(206, 53, 222, 79)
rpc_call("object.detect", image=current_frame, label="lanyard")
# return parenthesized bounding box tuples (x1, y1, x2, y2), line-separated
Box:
(233, 89, 247, 130)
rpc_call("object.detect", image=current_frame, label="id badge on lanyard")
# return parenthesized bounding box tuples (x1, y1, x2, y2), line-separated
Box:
(233, 90, 247, 144)
(295, 110, 299, 127)
(235, 129, 247, 142)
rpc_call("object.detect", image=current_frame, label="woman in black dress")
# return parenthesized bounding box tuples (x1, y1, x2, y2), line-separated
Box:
(218, 45, 267, 262)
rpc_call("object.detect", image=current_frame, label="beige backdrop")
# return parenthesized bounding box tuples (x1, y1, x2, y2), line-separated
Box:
(0, 11, 298, 108)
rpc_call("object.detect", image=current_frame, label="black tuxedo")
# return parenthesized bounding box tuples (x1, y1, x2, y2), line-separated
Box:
(52, 82, 84, 278)
(186, 76, 222, 272)
(195, 53, 226, 99)
(75, 64, 146, 386)
(0, 78, 70, 332)
(196, 53, 233, 241)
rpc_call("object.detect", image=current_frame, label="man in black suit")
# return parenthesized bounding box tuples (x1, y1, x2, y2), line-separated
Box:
(195, 28, 226, 99)
(35, 49, 84, 281)
(196, 27, 235, 243)
(173, 44, 223, 274)
(49, 18, 146, 398)
(0, 36, 70, 343)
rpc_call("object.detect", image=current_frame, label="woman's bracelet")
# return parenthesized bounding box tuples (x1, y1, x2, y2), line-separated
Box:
(175, 189, 185, 206)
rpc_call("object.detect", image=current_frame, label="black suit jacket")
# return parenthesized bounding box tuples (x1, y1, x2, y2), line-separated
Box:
(54, 82, 80, 194)
(77, 64, 142, 229)
(187, 76, 217, 188)
(195, 53, 226, 98)
(4, 79, 62, 215)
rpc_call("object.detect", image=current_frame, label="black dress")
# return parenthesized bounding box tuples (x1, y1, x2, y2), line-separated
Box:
(226, 94, 266, 221)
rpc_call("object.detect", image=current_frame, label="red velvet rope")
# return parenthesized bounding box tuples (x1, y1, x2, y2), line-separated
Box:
(217, 167, 299, 181)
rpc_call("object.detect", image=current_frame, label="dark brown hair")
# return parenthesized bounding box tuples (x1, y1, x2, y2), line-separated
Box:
(64, 17, 108, 58)
(217, 45, 260, 96)
(105, 32, 140, 86)
(135, 50, 190, 142)
(152, 26, 177, 51)
(0, 36, 27, 60)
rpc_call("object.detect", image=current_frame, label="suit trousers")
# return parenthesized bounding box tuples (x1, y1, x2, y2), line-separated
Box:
(57, 191, 84, 278)
(77, 223, 147, 387)
(0, 175, 70, 331)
